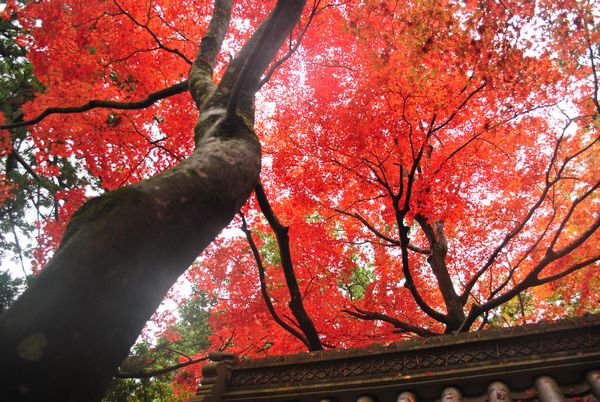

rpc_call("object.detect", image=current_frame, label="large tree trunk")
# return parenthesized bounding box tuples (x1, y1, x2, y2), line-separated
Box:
(0, 131, 261, 401)
(0, 1, 306, 400)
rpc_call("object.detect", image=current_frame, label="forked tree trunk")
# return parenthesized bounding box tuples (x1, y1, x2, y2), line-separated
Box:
(0, 1, 306, 400)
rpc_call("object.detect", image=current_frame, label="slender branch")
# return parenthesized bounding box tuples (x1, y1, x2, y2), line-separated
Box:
(494, 202, 558, 290)
(342, 306, 436, 337)
(329, 156, 382, 191)
(430, 81, 486, 134)
(535, 255, 600, 285)
(255, 182, 323, 351)
(401, 123, 434, 214)
(334, 208, 430, 254)
(460, 215, 600, 331)
(326, 194, 386, 218)
(549, 212, 600, 261)
(218, 0, 307, 116)
(239, 212, 311, 349)
(226, 4, 286, 117)
(488, 264, 517, 302)
(155, 13, 190, 42)
(11, 150, 52, 190)
(258, 0, 321, 89)
(121, 114, 184, 162)
(113, 0, 192, 64)
(162, 346, 192, 362)
(117, 149, 151, 187)
(390, 157, 448, 323)
(339, 239, 398, 248)
(460, 125, 568, 301)
(587, 38, 600, 114)
(433, 102, 557, 178)
(547, 179, 600, 252)
(516, 288, 526, 319)
(362, 153, 398, 200)
(10, 149, 60, 217)
(0, 81, 189, 130)
(108, 46, 161, 64)
(476, 312, 489, 331)
(114, 356, 208, 379)
(398, 90, 416, 160)
(307, 59, 358, 71)
(334, 208, 399, 246)
(9, 212, 27, 278)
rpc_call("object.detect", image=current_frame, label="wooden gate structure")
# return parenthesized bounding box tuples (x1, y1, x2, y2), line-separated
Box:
(190, 316, 600, 402)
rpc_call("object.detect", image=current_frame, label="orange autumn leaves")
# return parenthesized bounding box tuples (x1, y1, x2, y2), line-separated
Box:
(206, 0, 599, 353)
(5, 0, 599, 363)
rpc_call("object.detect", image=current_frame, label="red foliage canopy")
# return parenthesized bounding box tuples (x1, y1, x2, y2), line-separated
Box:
(2, 0, 598, 380)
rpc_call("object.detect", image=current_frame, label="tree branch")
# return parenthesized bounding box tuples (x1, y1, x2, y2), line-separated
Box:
(255, 182, 323, 351)
(121, 114, 184, 162)
(546, 179, 600, 253)
(217, 0, 307, 116)
(431, 80, 487, 134)
(9, 148, 60, 217)
(397, 219, 449, 325)
(460, 213, 600, 331)
(189, 0, 233, 107)
(10, 150, 56, 191)
(113, 0, 192, 65)
(414, 215, 464, 329)
(334, 209, 398, 245)
(114, 356, 208, 379)
(335, 208, 430, 253)
(390, 168, 448, 324)
(0, 81, 189, 130)
(8, 212, 28, 278)
(239, 211, 311, 349)
(257, 0, 321, 89)
(342, 306, 436, 337)
(432, 102, 558, 178)
(587, 37, 600, 114)
(535, 255, 600, 286)
(226, 4, 287, 117)
(460, 122, 571, 302)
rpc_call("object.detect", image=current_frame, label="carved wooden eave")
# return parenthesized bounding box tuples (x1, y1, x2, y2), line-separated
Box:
(191, 315, 600, 402)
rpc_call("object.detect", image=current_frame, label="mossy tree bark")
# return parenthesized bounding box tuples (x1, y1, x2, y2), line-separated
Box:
(0, 1, 306, 400)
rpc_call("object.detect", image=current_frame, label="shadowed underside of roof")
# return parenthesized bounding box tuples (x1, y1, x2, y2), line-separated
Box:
(191, 316, 600, 402)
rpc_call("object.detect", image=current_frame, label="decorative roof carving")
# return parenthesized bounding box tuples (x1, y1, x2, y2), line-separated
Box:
(228, 316, 600, 388)
(192, 316, 600, 402)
